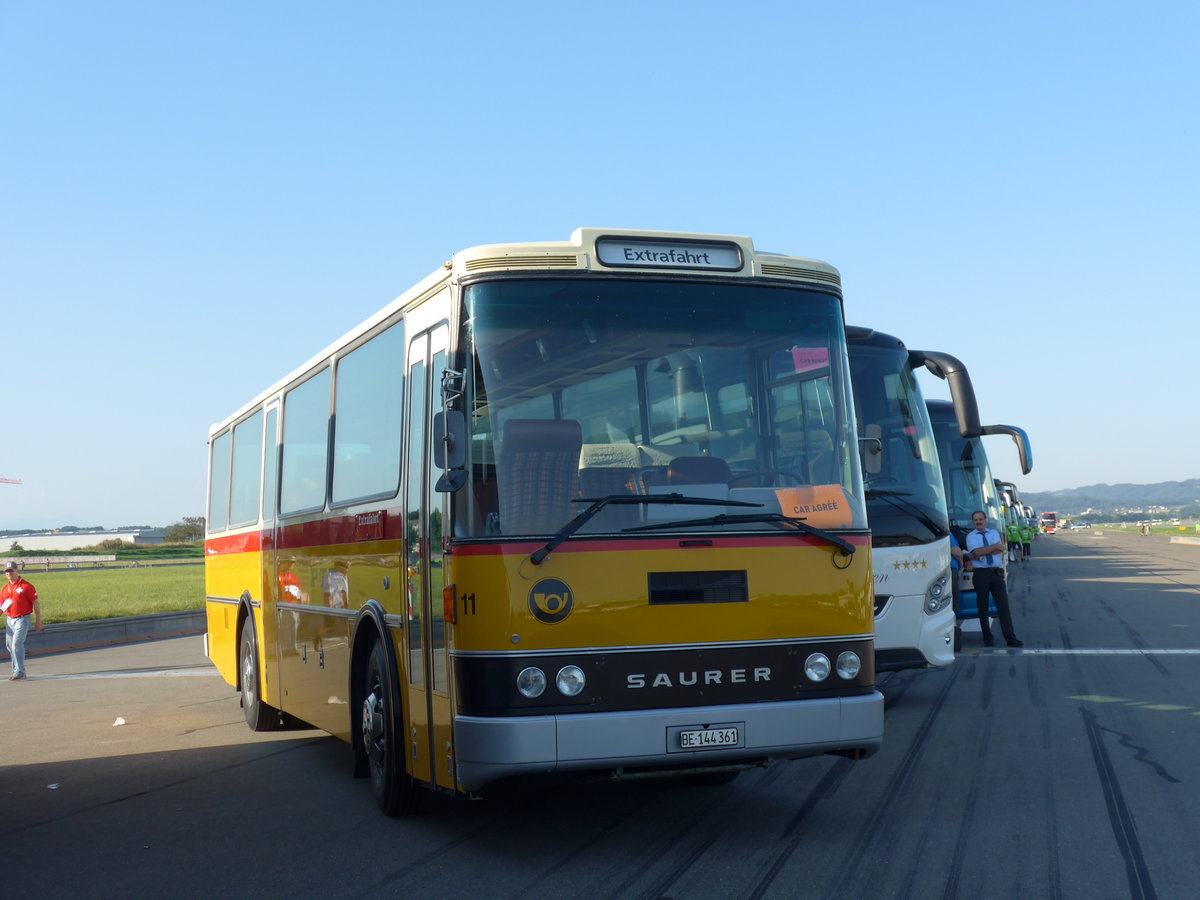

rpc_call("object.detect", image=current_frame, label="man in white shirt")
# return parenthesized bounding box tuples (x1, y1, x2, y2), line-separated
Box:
(965, 511, 1023, 648)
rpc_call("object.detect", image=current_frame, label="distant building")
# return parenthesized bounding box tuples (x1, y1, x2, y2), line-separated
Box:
(2, 529, 166, 552)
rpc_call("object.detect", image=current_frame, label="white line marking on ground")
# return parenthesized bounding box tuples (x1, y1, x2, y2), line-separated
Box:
(971, 648, 1200, 655)
(29, 668, 220, 681)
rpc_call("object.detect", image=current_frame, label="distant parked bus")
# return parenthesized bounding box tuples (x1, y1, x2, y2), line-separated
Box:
(927, 402, 1031, 630)
(846, 327, 980, 671)
(1039, 512, 1058, 534)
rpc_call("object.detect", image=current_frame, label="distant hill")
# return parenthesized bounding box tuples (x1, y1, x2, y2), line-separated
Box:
(1023, 479, 1200, 514)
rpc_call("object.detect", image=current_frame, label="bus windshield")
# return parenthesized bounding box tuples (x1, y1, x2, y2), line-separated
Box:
(848, 338, 948, 546)
(929, 402, 1003, 537)
(459, 278, 866, 538)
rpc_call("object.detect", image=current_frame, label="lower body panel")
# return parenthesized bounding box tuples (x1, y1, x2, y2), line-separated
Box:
(874, 593, 955, 670)
(454, 692, 883, 791)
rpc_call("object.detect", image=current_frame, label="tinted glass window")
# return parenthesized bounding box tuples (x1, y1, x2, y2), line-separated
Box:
(281, 369, 331, 516)
(229, 411, 263, 527)
(332, 322, 405, 505)
(208, 431, 231, 532)
(262, 408, 278, 521)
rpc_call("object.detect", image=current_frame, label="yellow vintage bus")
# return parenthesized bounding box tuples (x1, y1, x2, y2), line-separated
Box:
(205, 228, 882, 815)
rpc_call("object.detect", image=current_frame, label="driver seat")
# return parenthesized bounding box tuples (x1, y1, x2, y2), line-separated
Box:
(497, 419, 582, 534)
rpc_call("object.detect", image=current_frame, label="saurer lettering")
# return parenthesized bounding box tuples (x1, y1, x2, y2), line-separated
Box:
(627, 667, 772, 688)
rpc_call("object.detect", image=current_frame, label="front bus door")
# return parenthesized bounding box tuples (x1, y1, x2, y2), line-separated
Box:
(404, 325, 456, 791)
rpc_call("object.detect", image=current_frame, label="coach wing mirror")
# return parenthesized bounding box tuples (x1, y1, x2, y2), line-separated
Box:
(433, 410, 468, 492)
(859, 424, 883, 475)
(910, 349, 981, 437)
(980, 424, 1033, 476)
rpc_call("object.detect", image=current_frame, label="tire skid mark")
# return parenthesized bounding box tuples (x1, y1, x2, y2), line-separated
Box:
(878, 668, 920, 712)
(1024, 665, 1052, 749)
(609, 780, 746, 900)
(1025, 654, 1042, 708)
(938, 676, 995, 898)
(817, 663, 964, 898)
(939, 771, 982, 900)
(740, 757, 856, 900)
(369, 791, 561, 890)
(519, 785, 673, 898)
(630, 821, 725, 900)
(1043, 781, 1064, 900)
(1094, 597, 1170, 676)
(1061, 624, 1159, 900)
(1088, 718, 1181, 785)
(1080, 708, 1159, 900)
(979, 653, 996, 710)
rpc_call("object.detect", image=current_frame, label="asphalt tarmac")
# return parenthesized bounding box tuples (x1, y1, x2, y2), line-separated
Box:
(2, 529, 1199, 899)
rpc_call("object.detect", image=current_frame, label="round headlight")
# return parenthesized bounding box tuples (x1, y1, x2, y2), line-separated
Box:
(804, 653, 831, 682)
(556, 665, 586, 696)
(836, 651, 861, 680)
(925, 573, 951, 614)
(516, 666, 546, 699)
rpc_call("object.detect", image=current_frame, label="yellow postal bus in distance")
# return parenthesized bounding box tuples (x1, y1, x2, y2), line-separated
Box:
(205, 227, 883, 815)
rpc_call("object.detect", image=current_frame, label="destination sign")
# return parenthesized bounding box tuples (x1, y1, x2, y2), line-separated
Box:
(595, 237, 743, 271)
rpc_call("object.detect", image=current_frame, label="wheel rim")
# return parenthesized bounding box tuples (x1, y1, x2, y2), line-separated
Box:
(362, 680, 386, 772)
(242, 642, 256, 706)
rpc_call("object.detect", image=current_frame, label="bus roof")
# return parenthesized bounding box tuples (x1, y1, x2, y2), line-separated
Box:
(208, 228, 843, 438)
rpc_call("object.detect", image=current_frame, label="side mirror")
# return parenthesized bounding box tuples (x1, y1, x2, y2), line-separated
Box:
(980, 424, 1033, 475)
(859, 425, 883, 475)
(910, 349, 980, 437)
(433, 410, 468, 492)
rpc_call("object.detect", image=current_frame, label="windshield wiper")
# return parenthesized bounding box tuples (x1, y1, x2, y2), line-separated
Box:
(623, 513, 855, 556)
(530, 494, 762, 565)
(866, 488, 948, 538)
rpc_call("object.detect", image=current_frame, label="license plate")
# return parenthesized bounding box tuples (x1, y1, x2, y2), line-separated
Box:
(679, 727, 739, 749)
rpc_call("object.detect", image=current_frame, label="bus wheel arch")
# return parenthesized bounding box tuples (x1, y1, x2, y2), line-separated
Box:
(351, 607, 420, 816)
(349, 614, 383, 778)
(234, 592, 253, 695)
(238, 601, 281, 732)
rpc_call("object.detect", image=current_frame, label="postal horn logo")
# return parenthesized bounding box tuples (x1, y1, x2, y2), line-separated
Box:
(529, 578, 573, 624)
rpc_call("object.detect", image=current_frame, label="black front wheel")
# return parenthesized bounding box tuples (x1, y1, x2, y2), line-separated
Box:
(240, 617, 281, 732)
(361, 639, 420, 816)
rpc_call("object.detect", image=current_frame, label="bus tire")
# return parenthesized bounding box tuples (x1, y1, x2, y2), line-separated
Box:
(362, 639, 420, 816)
(240, 616, 281, 732)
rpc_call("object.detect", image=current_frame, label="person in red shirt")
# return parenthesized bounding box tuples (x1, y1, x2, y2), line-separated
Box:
(3, 561, 43, 680)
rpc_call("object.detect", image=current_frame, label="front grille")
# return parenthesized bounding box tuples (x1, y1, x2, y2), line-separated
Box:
(648, 570, 748, 605)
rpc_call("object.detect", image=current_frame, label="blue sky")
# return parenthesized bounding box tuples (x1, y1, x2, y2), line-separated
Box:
(2, 1, 1198, 529)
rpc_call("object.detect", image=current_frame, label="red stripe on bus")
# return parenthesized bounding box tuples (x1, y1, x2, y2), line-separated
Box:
(206, 510, 406, 555)
(207, 513, 869, 557)
(205, 531, 264, 555)
(450, 534, 871, 556)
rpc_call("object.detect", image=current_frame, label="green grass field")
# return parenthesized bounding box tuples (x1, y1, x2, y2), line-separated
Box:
(20, 563, 204, 624)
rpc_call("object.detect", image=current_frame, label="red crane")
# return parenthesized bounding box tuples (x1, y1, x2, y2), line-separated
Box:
(1, 478, 21, 485)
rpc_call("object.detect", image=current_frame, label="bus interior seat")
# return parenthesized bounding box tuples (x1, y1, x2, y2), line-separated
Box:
(578, 443, 641, 497)
(497, 418, 582, 534)
(800, 429, 835, 484)
(578, 443, 641, 528)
